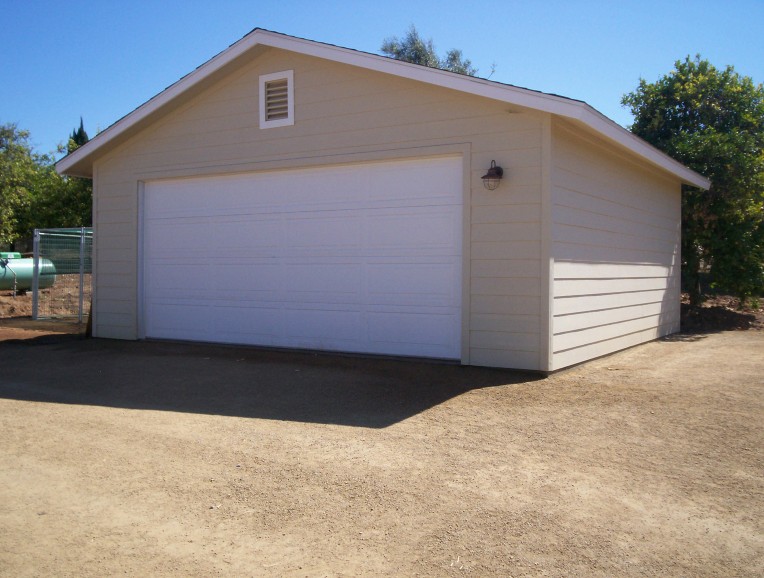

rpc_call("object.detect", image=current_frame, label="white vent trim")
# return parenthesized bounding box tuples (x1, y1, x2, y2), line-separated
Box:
(259, 70, 294, 128)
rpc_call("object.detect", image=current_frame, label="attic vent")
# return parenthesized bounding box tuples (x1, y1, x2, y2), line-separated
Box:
(259, 70, 294, 129)
(265, 79, 289, 120)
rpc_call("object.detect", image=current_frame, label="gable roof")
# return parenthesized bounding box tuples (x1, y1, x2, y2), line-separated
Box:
(56, 28, 710, 189)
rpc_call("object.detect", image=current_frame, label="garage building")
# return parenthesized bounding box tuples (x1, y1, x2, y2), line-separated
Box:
(56, 29, 709, 371)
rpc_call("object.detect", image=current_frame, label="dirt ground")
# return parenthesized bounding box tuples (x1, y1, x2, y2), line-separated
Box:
(0, 320, 762, 577)
(0, 274, 91, 320)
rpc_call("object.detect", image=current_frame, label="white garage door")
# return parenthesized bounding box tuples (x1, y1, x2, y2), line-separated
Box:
(142, 156, 463, 359)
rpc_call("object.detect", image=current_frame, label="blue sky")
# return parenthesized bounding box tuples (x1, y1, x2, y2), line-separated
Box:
(3, 0, 763, 157)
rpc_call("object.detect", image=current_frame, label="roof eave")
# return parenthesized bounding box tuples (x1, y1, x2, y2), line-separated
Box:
(570, 106, 711, 189)
(56, 28, 710, 190)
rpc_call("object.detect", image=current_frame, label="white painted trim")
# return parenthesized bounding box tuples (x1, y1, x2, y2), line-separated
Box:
(460, 148, 472, 365)
(90, 164, 98, 337)
(136, 181, 146, 339)
(539, 115, 554, 372)
(259, 69, 294, 129)
(55, 29, 710, 189)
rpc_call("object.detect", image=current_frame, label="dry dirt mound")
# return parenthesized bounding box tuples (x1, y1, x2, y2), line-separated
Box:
(0, 291, 33, 317)
(681, 294, 764, 333)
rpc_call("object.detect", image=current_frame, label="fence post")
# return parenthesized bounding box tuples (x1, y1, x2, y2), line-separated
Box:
(32, 229, 40, 320)
(78, 227, 86, 323)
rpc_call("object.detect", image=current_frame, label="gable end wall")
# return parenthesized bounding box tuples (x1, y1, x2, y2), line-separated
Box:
(91, 48, 547, 370)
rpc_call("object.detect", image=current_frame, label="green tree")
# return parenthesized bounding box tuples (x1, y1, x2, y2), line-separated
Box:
(622, 56, 764, 306)
(381, 25, 478, 76)
(18, 161, 92, 237)
(0, 122, 92, 246)
(51, 118, 93, 232)
(68, 116, 89, 154)
(0, 124, 39, 245)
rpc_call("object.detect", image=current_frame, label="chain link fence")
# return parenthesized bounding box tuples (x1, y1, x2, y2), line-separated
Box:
(33, 228, 93, 322)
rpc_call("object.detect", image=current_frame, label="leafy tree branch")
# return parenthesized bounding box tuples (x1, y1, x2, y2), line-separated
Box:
(381, 25, 478, 76)
(622, 56, 764, 306)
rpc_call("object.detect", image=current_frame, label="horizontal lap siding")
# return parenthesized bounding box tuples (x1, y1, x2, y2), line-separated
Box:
(550, 121, 681, 370)
(91, 160, 136, 338)
(470, 130, 542, 369)
(92, 48, 544, 369)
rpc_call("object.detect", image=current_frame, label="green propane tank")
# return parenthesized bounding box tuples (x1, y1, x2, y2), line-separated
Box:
(0, 257, 56, 291)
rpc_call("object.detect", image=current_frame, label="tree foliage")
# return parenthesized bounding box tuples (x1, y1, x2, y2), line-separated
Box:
(1, 124, 40, 245)
(622, 56, 764, 305)
(0, 122, 92, 247)
(381, 25, 478, 76)
(68, 116, 89, 154)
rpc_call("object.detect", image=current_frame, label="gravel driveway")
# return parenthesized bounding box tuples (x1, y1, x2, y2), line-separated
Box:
(1, 329, 762, 576)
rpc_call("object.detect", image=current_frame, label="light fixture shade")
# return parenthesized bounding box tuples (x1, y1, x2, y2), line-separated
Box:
(481, 160, 504, 190)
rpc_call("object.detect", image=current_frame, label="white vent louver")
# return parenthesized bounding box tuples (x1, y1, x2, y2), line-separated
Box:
(265, 78, 289, 121)
(259, 70, 294, 129)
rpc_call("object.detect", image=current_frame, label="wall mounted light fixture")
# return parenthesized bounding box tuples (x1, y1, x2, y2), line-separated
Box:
(481, 160, 504, 191)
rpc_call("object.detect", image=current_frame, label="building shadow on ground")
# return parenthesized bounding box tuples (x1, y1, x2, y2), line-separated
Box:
(0, 335, 540, 428)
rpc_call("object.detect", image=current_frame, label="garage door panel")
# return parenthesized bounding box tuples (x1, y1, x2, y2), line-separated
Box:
(367, 263, 459, 307)
(214, 262, 282, 293)
(214, 218, 282, 252)
(364, 158, 462, 203)
(283, 263, 362, 302)
(149, 220, 208, 253)
(365, 210, 459, 252)
(147, 301, 216, 340)
(144, 156, 463, 359)
(213, 306, 285, 341)
(284, 214, 362, 250)
(148, 262, 212, 294)
(285, 308, 363, 343)
(146, 157, 462, 215)
(368, 311, 460, 357)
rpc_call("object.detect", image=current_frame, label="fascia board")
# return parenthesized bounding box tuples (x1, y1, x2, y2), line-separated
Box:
(574, 106, 711, 189)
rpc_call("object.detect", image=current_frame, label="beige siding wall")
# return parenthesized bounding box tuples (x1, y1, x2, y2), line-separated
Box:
(92, 48, 545, 369)
(550, 120, 681, 370)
